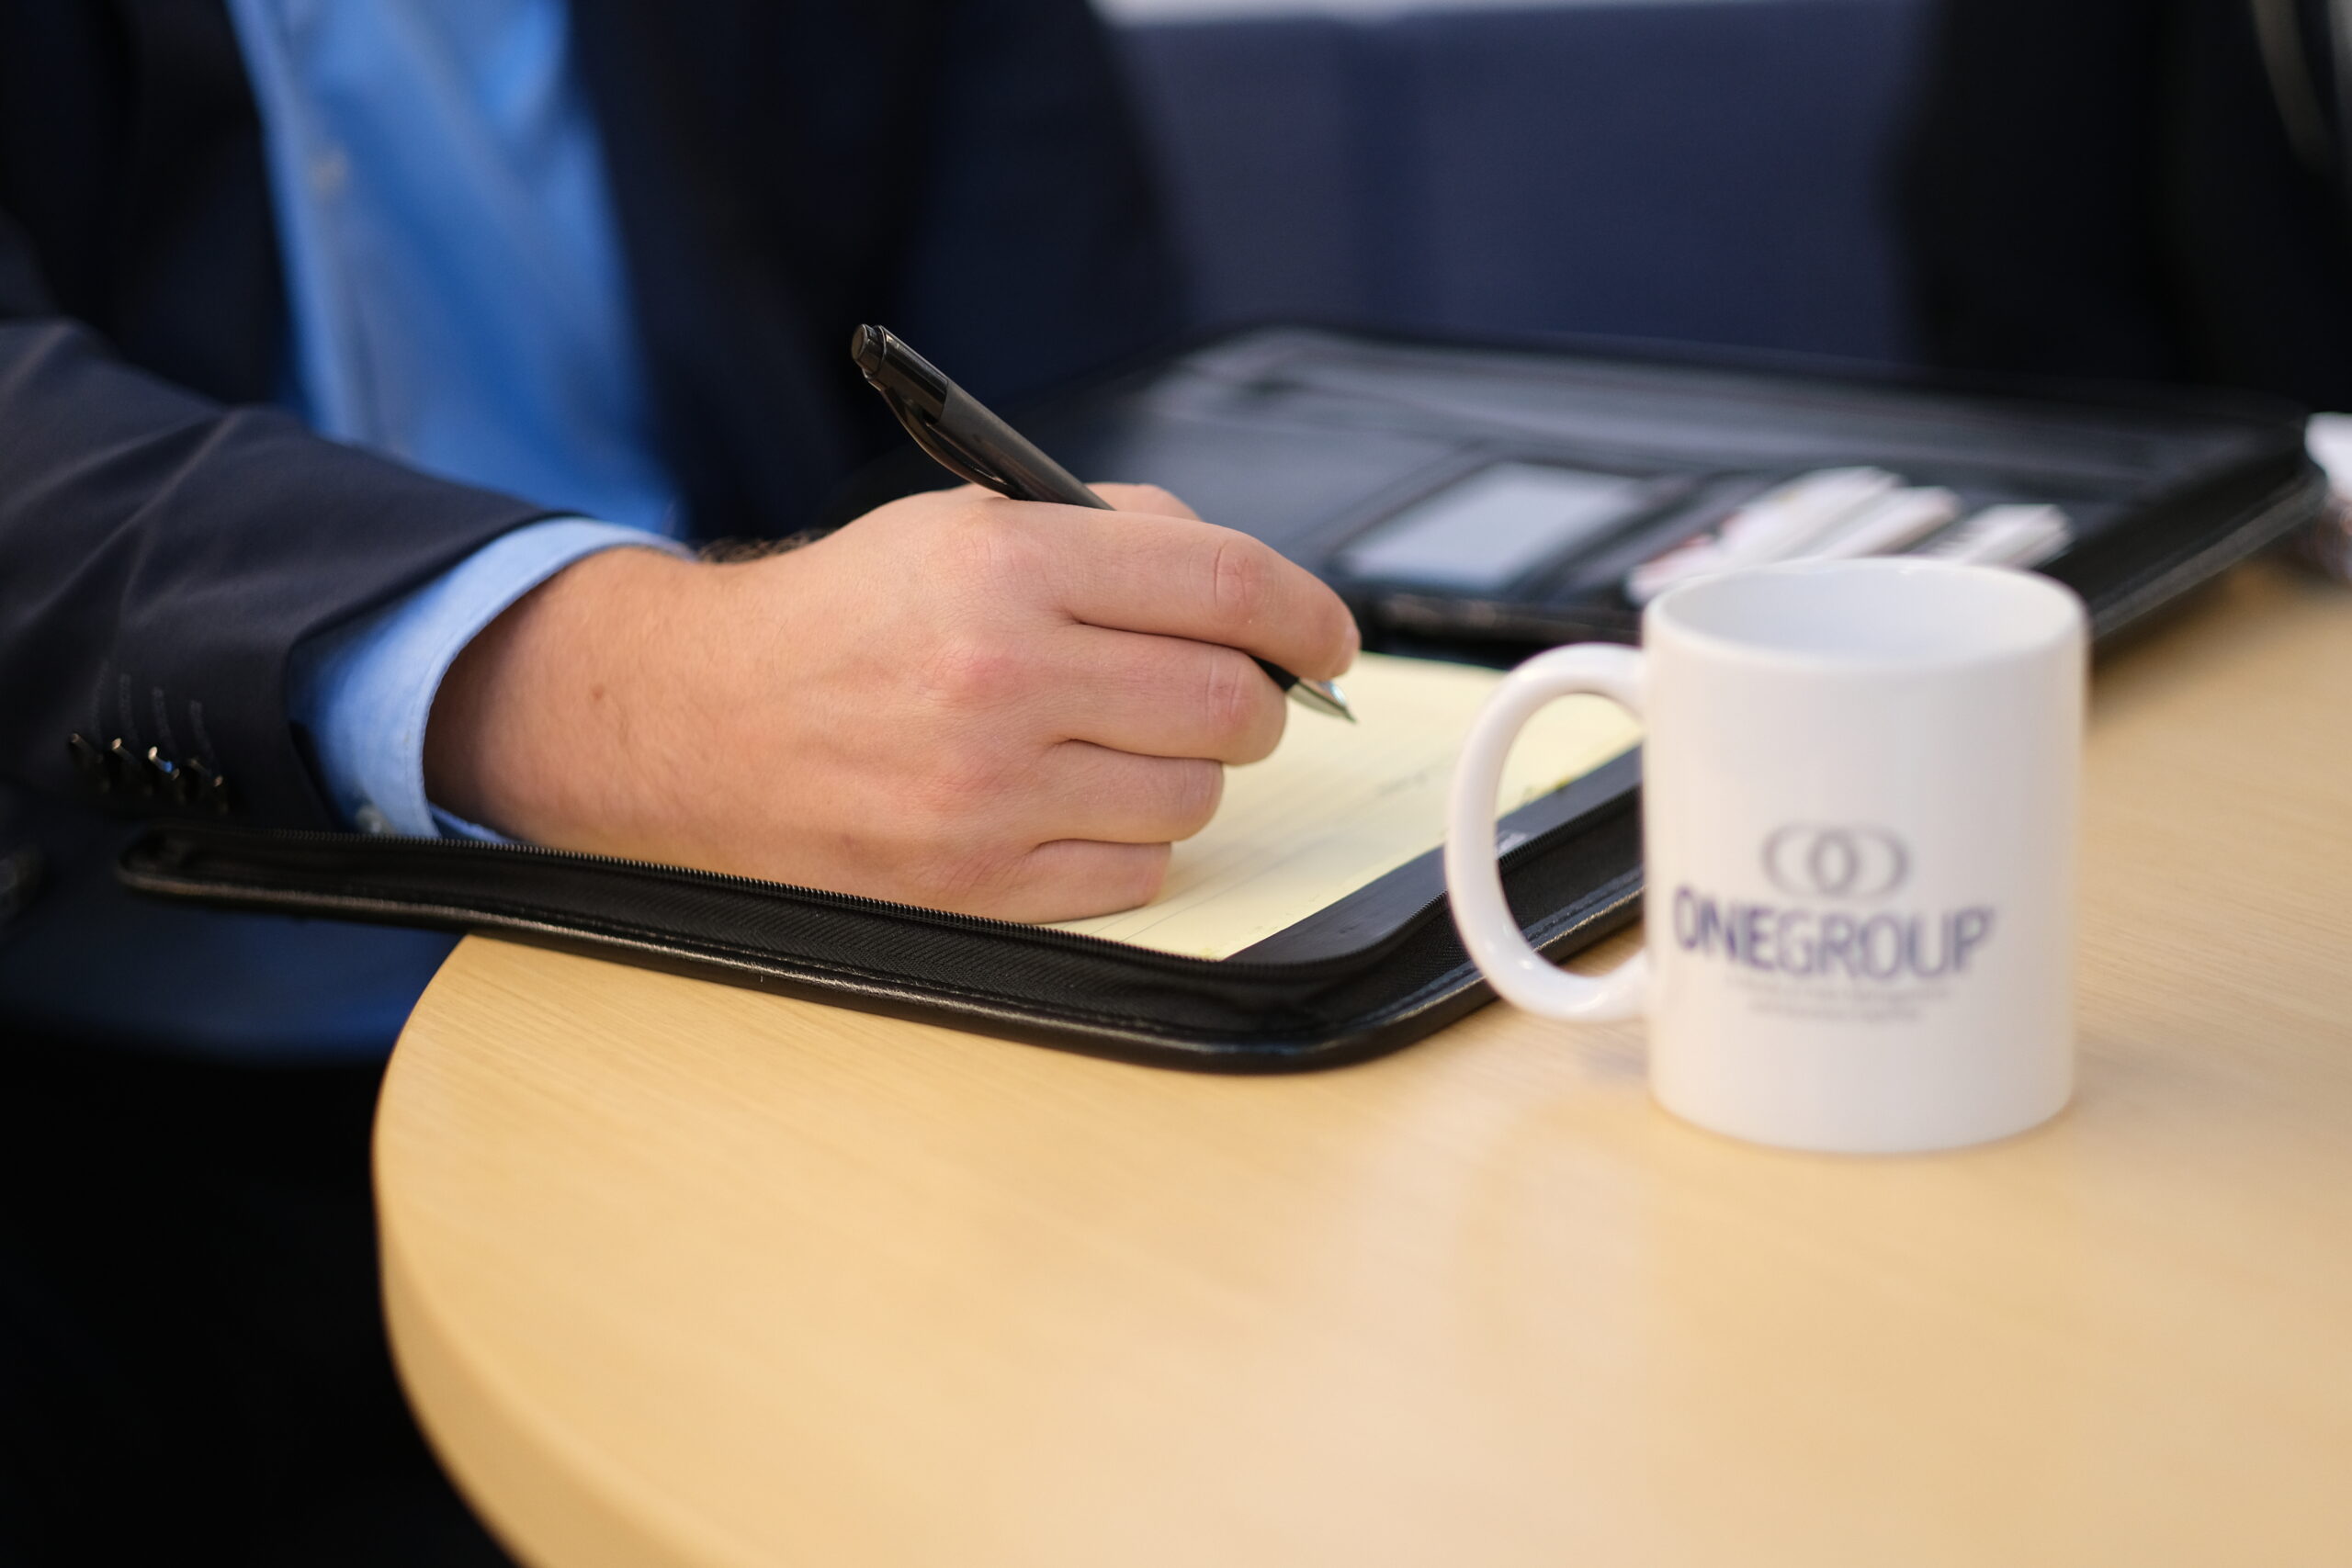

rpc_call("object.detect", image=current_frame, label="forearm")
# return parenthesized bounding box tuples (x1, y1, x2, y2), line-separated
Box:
(423, 544, 712, 845)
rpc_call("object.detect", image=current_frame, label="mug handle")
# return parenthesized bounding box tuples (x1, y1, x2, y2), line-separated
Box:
(1442, 644, 1649, 1021)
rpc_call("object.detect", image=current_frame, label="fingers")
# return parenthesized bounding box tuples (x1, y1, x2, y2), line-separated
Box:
(1024, 508, 1360, 682)
(1023, 741, 1225, 845)
(1045, 626, 1287, 763)
(885, 745, 1213, 920)
(986, 840, 1172, 924)
(791, 746, 1202, 921)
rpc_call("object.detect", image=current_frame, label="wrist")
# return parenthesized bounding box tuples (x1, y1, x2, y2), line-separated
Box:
(424, 545, 705, 843)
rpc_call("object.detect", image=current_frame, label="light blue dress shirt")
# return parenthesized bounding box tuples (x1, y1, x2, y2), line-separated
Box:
(229, 0, 688, 839)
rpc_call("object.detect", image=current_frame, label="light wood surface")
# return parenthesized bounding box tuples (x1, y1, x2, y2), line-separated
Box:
(380, 562, 2352, 1568)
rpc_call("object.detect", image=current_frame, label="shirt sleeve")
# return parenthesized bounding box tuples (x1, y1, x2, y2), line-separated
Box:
(288, 517, 691, 840)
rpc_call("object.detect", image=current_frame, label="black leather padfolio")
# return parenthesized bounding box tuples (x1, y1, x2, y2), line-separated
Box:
(121, 326, 2323, 1071)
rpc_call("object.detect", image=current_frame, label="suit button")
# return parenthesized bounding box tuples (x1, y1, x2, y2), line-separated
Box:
(184, 758, 233, 815)
(67, 733, 120, 792)
(106, 738, 151, 795)
(142, 746, 181, 798)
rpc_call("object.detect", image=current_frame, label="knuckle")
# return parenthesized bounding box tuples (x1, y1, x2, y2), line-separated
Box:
(903, 843, 1023, 911)
(1200, 649, 1271, 747)
(1227, 700, 1284, 765)
(1206, 532, 1272, 628)
(936, 505, 1034, 586)
(922, 636, 1033, 712)
(908, 739, 1021, 822)
(1126, 483, 1189, 517)
(886, 784, 1025, 902)
(1161, 759, 1224, 839)
(1114, 843, 1173, 908)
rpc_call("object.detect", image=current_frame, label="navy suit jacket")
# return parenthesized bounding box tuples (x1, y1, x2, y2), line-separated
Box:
(0, 0, 1178, 936)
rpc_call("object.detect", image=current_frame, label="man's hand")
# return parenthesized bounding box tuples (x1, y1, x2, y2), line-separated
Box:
(423, 485, 1359, 920)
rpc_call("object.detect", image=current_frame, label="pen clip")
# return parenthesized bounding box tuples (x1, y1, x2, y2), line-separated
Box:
(880, 387, 1012, 495)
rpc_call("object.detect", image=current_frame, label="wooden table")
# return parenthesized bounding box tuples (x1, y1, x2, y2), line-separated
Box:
(380, 563, 2352, 1568)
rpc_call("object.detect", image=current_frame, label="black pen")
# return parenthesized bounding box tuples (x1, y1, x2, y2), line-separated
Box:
(852, 324, 1354, 722)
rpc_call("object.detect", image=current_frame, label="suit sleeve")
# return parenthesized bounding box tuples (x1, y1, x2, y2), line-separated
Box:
(0, 208, 556, 829)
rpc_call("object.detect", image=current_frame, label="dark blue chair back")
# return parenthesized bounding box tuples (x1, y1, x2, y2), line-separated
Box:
(1115, 0, 1931, 362)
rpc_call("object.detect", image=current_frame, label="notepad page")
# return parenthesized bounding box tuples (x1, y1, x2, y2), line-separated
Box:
(1047, 653, 1640, 958)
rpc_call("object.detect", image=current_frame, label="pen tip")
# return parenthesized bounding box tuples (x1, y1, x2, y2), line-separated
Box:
(1292, 678, 1354, 721)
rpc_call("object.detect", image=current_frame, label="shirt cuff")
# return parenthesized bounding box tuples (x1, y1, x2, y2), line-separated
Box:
(289, 518, 692, 840)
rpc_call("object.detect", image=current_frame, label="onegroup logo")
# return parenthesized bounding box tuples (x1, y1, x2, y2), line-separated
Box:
(1672, 822, 1992, 983)
(1761, 824, 1909, 900)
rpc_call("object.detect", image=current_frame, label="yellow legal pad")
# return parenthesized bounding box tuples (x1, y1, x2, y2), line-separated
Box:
(1048, 652, 1641, 958)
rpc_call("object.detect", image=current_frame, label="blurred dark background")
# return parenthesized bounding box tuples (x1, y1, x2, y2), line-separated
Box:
(1102, 0, 2352, 409)
(1114, 0, 1924, 359)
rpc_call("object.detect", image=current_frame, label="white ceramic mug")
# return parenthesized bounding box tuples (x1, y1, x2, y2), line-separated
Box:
(1443, 558, 2088, 1153)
